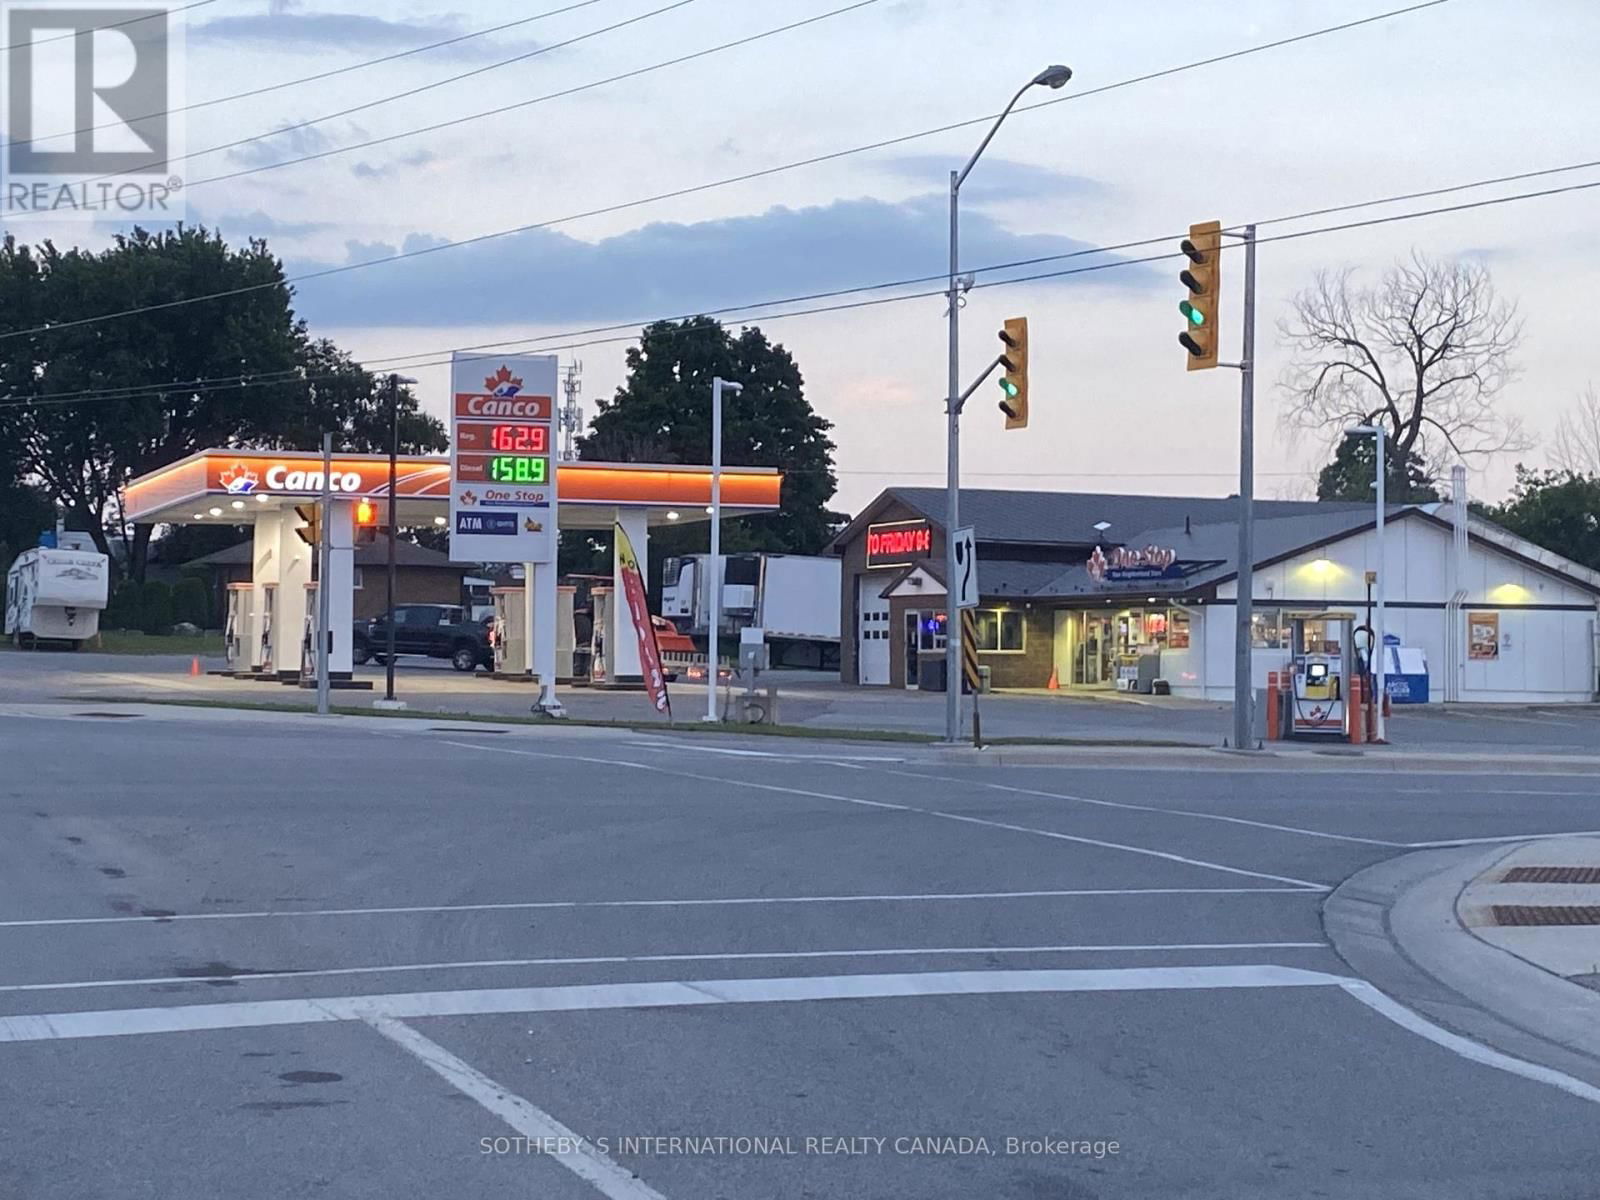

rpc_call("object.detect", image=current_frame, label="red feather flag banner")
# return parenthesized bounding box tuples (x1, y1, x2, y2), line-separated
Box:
(615, 521, 671, 717)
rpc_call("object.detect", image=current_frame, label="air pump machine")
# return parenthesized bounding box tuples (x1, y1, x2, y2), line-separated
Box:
(1286, 611, 1355, 737)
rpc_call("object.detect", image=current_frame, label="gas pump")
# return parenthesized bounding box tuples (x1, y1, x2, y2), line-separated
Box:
(590, 586, 613, 686)
(490, 586, 527, 678)
(257, 584, 277, 676)
(1286, 611, 1355, 737)
(224, 583, 252, 675)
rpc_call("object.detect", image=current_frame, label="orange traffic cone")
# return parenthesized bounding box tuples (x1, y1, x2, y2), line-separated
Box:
(1046, 665, 1060, 690)
(189, 656, 201, 677)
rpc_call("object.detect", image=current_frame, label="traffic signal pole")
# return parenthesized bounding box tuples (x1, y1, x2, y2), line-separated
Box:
(944, 166, 963, 744)
(1228, 224, 1258, 751)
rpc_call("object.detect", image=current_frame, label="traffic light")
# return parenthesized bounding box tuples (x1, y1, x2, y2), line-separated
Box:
(354, 498, 379, 545)
(1178, 220, 1222, 370)
(997, 316, 1029, 429)
(294, 503, 321, 547)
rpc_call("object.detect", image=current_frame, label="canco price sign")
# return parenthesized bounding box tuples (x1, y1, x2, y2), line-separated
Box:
(449, 353, 558, 564)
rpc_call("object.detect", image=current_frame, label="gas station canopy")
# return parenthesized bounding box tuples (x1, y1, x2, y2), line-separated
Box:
(123, 448, 783, 529)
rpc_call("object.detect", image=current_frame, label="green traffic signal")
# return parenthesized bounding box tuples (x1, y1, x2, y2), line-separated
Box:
(1179, 300, 1205, 326)
(999, 377, 1020, 398)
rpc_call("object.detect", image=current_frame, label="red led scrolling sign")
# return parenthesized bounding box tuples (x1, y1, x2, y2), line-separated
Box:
(866, 519, 934, 568)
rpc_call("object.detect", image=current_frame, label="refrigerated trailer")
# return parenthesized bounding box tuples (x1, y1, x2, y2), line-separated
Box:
(660, 553, 840, 668)
(5, 547, 110, 647)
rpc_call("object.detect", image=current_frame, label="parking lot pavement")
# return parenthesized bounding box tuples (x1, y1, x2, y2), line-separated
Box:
(6, 646, 1600, 757)
(5, 707, 1600, 1197)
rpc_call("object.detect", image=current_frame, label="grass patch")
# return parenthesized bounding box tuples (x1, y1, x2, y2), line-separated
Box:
(3, 631, 224, 655)
(66, 694, 942, 743)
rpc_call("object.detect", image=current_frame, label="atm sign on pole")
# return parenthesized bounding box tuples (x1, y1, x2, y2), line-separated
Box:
(449, 353, 559, 564)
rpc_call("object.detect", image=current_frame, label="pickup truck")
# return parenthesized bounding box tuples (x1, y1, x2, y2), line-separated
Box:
(353, 603, 494, 672)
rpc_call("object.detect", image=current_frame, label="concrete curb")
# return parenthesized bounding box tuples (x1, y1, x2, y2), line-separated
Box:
(1325, 843, 1600, 1091)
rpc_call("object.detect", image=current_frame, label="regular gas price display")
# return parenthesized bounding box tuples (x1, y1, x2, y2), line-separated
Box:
(488, 454, 548, 484)
(489, 423, 548, 453)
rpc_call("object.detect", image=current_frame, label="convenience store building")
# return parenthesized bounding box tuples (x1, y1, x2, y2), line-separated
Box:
(830, 487, 1600, 704)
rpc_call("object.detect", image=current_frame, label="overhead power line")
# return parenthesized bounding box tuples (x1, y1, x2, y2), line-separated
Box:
(3, 168, 1596, 412)
(0, 0, 214, 54)
(51, 0, 705, 192)
(7, 0, 614, 152)
(0, 0, 1448, 337)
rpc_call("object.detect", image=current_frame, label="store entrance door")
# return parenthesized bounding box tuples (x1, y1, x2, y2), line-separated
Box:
(904, 612, 920, 688)
(1073, 612, 1114, 687)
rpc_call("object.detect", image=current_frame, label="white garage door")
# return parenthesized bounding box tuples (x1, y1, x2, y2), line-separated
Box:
(857, 575, 891, 685)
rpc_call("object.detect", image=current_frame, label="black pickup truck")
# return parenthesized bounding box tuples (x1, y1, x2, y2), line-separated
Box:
(353, 603, 494, 672)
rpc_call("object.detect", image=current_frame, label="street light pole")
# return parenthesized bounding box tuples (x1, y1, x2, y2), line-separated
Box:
(705, 376, 742, 723)
(1346, 421, 1388, 743)
(943, 63, 1070, 744)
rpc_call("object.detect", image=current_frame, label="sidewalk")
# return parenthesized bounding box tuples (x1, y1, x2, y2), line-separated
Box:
(1326, 839, 1600, 1098)
(1458, 838, 1600, 990)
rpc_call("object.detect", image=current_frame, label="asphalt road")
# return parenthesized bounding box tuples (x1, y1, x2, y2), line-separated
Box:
(3, 705, 1600, 1198)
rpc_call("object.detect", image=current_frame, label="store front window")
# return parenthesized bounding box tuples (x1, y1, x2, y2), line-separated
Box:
(1250, 607, 1286, 649)
(971, 608, 1024, 653)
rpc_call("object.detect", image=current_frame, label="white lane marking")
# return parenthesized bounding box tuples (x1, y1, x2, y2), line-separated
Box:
(0, 942, 1330, 994)
(0, 965, 1345, 1044)
(445, 742, 1331, 891)
(0, 887, 1315, 930)
(1398, 787, 1600, 799)
(365, 1013, 666, 1200)
(867, 766, 1403, 846)
(1405, 829, 1600, 849)
(1340, 980, 1600, 1106)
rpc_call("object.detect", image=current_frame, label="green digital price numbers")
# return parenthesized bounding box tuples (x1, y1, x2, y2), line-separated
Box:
(488, 455, 548, 484)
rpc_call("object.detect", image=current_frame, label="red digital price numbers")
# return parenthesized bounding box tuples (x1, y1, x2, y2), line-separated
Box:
(489, 424, 548, 453)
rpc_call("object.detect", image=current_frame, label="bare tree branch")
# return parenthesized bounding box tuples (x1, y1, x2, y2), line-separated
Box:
(1277, 252, 1526, 475)
(1550, 385, 1600, 476)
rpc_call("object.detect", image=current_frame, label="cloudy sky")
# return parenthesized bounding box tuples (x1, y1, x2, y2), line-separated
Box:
(21, 0, 1600, 513)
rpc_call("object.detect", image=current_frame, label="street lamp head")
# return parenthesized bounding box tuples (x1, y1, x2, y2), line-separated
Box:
(1032, 64, 1072, 89)
(720, 380, 744, 395)
(389, 373, 419, 386)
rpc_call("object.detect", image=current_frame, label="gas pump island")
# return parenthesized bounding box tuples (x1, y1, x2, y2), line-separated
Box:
(1284, 611, 1356, 738)
(121, 355, 782, 706)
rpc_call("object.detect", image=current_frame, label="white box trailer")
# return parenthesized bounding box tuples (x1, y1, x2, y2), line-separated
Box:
(660, 552, 840, 667)
(5, 547, 110, 647)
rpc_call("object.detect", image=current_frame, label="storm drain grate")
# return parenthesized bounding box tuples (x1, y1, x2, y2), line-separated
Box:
(1502, 866, 1600, 884)
(1492, 905, 1600, 926)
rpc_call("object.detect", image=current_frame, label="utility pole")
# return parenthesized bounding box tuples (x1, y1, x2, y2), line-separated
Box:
(1229, 224, 1258, 752)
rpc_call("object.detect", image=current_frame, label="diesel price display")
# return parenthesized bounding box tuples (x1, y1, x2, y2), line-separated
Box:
(488, 455, 548, 484)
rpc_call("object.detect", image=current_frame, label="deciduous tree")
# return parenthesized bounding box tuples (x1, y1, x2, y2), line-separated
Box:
(1280, 253, 1525, 473)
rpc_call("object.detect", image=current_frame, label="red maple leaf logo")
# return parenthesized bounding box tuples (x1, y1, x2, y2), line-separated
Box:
(219, 463, 259, 494)
(484, 365, 523, 397)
